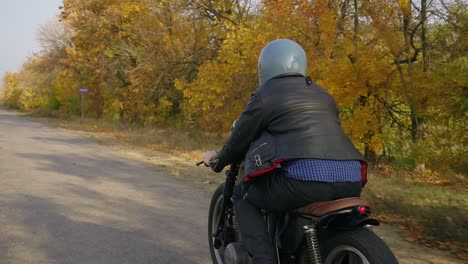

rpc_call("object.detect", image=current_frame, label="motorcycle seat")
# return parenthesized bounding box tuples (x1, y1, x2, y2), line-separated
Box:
(295, 197, 369, 217)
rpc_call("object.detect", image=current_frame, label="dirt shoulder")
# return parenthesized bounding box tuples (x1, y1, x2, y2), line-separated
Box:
(25, 114, 465, 264)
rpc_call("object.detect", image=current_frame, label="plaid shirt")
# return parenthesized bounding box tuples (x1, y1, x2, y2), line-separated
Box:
(282, 159, 361, 182)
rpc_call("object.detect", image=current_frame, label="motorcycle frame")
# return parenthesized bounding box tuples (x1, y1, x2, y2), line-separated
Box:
(213, 164, 380, 264)
(213, 164, 308, 262)
(214, 164, 238, 248)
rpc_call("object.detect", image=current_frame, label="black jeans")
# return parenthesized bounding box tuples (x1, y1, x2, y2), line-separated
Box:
(233, 170, 362, 264)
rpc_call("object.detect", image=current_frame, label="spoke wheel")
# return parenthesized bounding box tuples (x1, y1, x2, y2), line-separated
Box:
(208, 183, 227, 264)
(321, 228, 398, 264)
(324, 245, 370, 264)
(297, 228, 398, 264)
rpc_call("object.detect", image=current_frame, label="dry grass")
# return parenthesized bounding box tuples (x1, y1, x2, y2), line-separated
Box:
(363, 174, 468, 258)
(27, 113, 226, 162)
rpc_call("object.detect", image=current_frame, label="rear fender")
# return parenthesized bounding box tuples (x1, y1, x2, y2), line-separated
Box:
(317, 207, 380, 230)
(278, 208, 380, 256)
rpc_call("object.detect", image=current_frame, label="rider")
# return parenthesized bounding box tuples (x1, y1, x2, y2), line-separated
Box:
(204, 39, 366, 264)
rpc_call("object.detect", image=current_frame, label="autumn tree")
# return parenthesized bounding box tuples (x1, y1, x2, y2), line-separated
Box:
(2, 0, 465, 172)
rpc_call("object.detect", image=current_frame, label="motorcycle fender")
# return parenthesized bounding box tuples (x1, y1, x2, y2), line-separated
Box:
(326, 214, 380, 229)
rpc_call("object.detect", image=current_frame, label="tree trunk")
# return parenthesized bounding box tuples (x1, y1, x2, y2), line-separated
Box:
(365, 145, 376, 166)
(402, 0, 419, 141)
(421, 0, 429, 72)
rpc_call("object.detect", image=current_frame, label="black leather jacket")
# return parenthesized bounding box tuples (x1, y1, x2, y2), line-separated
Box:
(212, 76, 365, 173)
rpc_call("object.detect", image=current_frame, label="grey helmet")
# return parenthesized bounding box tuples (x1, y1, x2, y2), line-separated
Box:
(258, 39, 307, 86)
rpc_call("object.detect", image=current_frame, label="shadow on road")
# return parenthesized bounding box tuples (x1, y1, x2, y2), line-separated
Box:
(31, 136, 94, 146)
(0, 113, 45, 128)
(3, 149, 210, 263)
(0, 194, 202, 264)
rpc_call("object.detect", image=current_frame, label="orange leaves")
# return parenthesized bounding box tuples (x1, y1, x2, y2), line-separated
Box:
(2, 0, 466, 171)
(395, 0, 411, 17)
(176, 23, 265, 131)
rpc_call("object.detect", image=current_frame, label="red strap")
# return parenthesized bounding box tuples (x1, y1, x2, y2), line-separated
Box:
(243, 159, 290, 182)
(360, 161, 368, 185)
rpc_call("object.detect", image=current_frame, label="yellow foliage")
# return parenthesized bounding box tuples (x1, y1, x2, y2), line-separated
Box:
(1, 73, 21, 108)
(176, 23, 266, 131)
(3, 0, 466, 168)
(18, 86, 44, 111)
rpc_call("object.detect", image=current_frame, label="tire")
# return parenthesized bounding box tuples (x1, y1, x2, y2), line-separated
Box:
(208, 183, 226, 264)
(297, 228, 398, 264)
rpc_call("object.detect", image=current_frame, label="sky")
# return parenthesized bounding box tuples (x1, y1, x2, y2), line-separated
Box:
(0, 0, 63, 81)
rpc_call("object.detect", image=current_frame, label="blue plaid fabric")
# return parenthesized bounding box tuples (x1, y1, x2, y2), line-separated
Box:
(281, 159, 361, 182)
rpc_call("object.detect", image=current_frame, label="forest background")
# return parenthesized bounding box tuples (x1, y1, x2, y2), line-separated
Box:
(1, 0, 466, 257)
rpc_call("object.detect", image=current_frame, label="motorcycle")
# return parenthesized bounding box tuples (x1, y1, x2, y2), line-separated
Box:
(199, 159, 398, 264)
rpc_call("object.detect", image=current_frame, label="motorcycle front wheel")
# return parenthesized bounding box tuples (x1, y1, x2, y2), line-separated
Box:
(298, 228, 398, 264)
(208, 183, 226, 264)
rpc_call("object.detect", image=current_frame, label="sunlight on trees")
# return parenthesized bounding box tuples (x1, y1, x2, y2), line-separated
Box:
(1, 0, 466, 174)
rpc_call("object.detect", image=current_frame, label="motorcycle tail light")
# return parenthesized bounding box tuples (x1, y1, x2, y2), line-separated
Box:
(358, 206, 367, 214)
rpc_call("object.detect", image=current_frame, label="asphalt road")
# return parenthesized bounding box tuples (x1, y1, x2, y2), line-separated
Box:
(0, 109, 211, 264)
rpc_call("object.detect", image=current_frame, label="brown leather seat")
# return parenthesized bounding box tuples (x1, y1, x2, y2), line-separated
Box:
(295, 197, 369, 217)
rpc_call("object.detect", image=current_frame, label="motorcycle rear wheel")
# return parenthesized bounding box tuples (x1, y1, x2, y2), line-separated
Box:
(208, 183, 226, 264)
(298, 228, 398, 264)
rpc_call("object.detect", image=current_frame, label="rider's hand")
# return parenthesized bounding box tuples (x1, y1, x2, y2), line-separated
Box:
(203, 150, 218, 167)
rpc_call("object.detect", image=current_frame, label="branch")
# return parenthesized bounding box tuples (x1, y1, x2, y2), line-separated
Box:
(378, 98, 412, 132)
(410, 20, 423, 51)
(394, 48, 421, 64)
(191, 0, 238, 25)
(348, 54, 356, 64)
(411, 1, 421, 13)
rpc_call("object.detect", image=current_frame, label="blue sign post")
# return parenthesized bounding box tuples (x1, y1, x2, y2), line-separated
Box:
(79, 88, 89, 123)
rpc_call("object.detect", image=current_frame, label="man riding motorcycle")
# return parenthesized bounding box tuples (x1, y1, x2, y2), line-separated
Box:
(203, 39, 367, 264)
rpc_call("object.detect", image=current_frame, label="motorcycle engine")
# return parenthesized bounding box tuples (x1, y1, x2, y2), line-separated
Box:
(224, 242, 252, 264)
